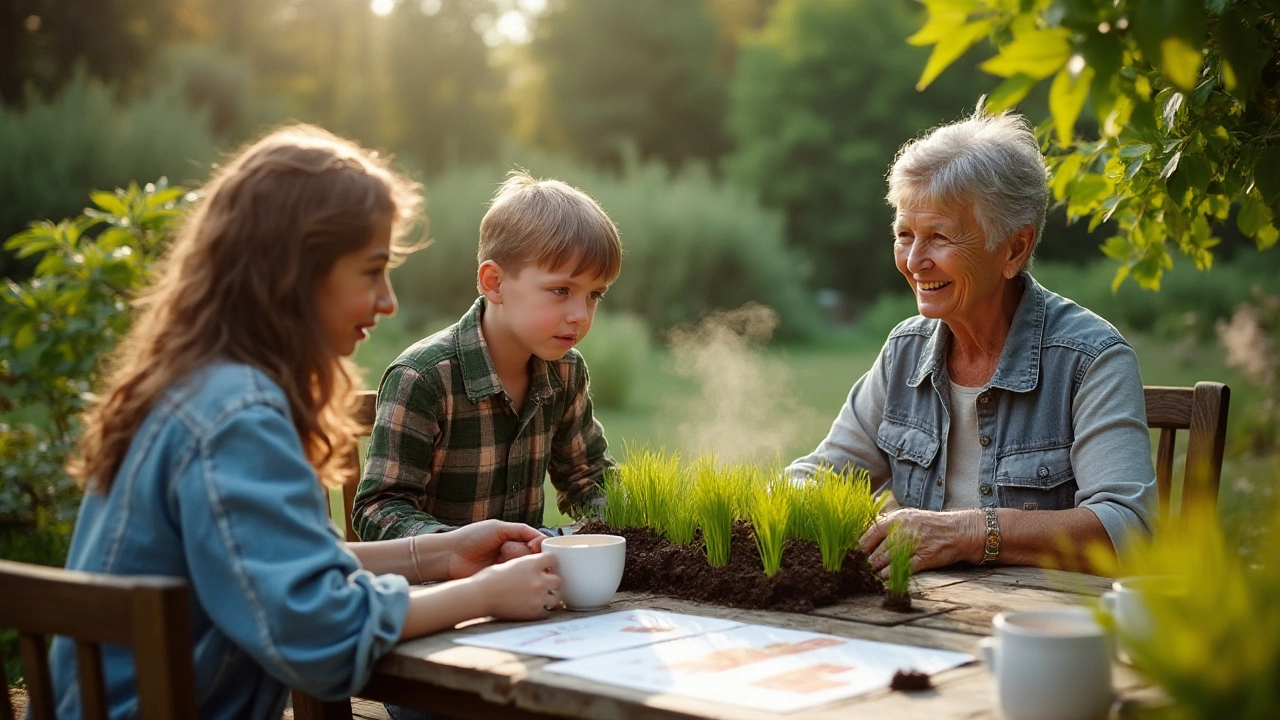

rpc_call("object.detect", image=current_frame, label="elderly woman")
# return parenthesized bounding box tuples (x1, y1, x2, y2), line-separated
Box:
(788, 110, 1156, 576)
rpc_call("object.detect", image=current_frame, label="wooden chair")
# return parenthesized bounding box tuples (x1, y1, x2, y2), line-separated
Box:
(0, 559, 197, 720)
(335, 390, 379, 542)
(1144, 382, 1230, 520)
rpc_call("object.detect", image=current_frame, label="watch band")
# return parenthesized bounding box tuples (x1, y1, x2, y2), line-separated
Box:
(980, 507, 1001, 565)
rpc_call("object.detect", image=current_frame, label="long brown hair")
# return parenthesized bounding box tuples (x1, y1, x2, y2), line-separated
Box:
(70, 124, 423, 492)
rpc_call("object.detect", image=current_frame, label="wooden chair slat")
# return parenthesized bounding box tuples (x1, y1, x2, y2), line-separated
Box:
(17, 634, 54, 720)
(0, 559, 197, 720)
(341, 391, 378, 542)
(75, 641, 109, 720)
(1144, 382, 1230, 521)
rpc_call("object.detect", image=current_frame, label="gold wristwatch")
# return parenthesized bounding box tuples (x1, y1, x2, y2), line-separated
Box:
(980, 507, 1001, 565)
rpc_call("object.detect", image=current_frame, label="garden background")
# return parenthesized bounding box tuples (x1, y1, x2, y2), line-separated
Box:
(3, 0, 1279, 687)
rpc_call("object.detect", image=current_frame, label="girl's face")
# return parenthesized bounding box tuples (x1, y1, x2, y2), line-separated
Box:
(316, 224, 397, 357)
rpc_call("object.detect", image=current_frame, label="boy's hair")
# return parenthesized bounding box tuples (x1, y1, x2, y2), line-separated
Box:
(70, 124, 423, 492)
(477, 171, 622, 284)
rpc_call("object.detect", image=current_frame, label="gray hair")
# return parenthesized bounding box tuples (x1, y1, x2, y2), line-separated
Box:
(886, 107, 1048, 266)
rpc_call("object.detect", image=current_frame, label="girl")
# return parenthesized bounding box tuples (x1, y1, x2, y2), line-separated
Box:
(49, 125, 563, 720)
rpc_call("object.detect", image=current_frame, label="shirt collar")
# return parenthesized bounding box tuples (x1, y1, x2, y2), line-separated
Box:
(453, 297, 557, 405)
(907, 272, 1045, 393)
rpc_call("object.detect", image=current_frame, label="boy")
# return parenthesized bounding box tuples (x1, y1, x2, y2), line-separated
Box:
(353, 171, 621, 541)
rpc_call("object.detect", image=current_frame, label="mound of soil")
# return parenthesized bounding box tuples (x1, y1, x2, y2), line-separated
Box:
(577, 519, 884, 613)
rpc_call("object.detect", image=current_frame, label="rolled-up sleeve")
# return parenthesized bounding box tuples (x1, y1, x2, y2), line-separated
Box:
(179, 401, 409, 701)
(1070, 343, 1158, 549)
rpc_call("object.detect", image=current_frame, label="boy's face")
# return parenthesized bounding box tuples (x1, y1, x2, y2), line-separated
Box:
(485, 260, 609, 361)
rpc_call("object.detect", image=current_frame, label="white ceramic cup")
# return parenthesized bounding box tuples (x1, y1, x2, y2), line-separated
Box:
(541, 535, 626, 611)
(1102, 575, 1182, 665)
(979, 605, 1113, 720)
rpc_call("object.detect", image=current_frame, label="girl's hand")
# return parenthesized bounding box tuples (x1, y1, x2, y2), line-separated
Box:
(472, 553, 563, 620)
(446, 520, 546, 580)
(859, 507, 984, 579)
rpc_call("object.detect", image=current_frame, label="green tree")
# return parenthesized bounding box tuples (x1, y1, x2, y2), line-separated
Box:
(726, 0, 993, 300)
(911, 0, 1280, 291)
(528, 0, 730, 167)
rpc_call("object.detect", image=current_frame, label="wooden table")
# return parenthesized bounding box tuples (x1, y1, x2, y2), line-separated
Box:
(293, 566, 1159, 719)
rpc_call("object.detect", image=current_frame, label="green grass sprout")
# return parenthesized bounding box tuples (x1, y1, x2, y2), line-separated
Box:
(886, 521, 916, 597)
(751, 483, 790, 577)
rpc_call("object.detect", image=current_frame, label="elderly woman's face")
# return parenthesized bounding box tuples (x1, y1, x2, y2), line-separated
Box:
(893, 203, 1019, 327)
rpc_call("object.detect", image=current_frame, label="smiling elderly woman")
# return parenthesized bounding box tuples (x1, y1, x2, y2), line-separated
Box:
(787, 109, 1156, 576)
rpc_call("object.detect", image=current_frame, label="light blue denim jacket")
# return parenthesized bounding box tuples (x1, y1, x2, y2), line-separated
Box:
(49, 363, 409, 720)
(789, 273, 1156, 549)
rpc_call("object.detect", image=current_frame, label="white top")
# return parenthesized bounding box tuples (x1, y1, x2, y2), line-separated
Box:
(942, 382, 985, 510)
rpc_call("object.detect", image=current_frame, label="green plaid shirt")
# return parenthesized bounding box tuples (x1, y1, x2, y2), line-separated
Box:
(352, 297, 612, 539)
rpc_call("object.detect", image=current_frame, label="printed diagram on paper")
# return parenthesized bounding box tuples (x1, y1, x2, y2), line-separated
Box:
(453, 609, 743, 659)
(545, 624, 975, 713)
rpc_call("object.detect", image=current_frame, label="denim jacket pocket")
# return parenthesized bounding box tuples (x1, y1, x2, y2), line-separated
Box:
(875, 416, 941, 505)
(994, 445, 1077, 511)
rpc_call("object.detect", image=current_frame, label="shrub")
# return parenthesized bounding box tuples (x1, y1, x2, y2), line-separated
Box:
(575, 311, 651, 409)
(389, 148, 816, 338)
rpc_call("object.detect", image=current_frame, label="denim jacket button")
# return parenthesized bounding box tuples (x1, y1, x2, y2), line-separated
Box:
(979, 394, 990, 404)
(1037, 466, 1050, 478)
(979, 435, 991, 446)
(980, 484, 992, 495)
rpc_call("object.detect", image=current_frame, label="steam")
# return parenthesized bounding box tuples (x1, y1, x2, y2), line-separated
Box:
(663, 303, 810, 464)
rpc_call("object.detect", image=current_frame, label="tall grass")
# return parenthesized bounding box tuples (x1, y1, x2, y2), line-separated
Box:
(885, 521, 916, 597)
(690, 457, 736, 566)
(804, 466, 887, 571)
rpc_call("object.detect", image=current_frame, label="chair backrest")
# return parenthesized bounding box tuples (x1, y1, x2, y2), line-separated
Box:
(1144, 382, 1230, 520)
(0, 559, 197, 720)
(336, 390, 378, 542)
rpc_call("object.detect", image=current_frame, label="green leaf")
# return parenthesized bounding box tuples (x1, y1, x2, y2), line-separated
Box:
(1253, 147, 1280, 205)
(906, 0, 980, 46)
(1214, 7, 1266, 101)
(1110, 263, 1131, 293)
(1237, 195, 1270, 238)
(986, 74, 1038, 113)
(1159, 151, 1181, 180)
(1066, 174, 1111, 218)
(1118, 144, 1152, 159)
(89, 191, 129, 218)
(915, 19, 994, 89)
(1050, 153, 1085, 200)
(1130, 0, 1206, 92)
(1101, 236, 1130, 260)
(979, 27, 1072, 81)
(13, 324, 36, 352)
(1049, 65, 1094, 145)
(1256, 224, 1279, 250)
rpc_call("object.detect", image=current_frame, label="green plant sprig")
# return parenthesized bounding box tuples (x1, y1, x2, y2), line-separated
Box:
(885, 521, 916, 597)
(691, 457, 735, 566)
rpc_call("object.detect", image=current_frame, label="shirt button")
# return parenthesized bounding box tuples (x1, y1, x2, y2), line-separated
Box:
(979, 435, 991, 446)
(980, 484, 992, 495)
(936, 479, 943, 487)
(1037, 466, 1050, 478)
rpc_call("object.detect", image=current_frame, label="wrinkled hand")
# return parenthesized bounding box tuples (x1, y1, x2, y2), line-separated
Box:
(472, 553, 563, 620)
(446, 520, 546, 580)
(859, 508, 982, 580)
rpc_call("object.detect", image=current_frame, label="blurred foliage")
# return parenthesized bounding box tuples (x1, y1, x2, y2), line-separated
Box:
(913, 0, 1280, 291)
(726, 0, 995, 301)
(393, 146, 816, 338)
(1095, 503, 1280, 720)
(0, 180, 185, 532)
(1216, 288, 1280, 455)
(0, 68, 217, 269)
(526, 0, 729, 168)
(575, 312, 652, 409)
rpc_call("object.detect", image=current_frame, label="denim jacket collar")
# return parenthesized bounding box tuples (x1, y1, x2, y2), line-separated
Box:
(454, 297, 556, 406)
(907, 272, 1045, 393)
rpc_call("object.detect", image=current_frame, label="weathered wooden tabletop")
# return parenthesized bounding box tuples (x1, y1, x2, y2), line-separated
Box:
(293, 565, 1159, 720)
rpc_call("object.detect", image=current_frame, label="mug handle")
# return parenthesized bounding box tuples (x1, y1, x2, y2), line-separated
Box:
(978, 636, 999, 674)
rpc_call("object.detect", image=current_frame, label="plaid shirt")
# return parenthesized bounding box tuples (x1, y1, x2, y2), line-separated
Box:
(353, 297, 613, 539)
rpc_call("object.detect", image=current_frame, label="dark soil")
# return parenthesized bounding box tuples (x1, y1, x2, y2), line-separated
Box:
(577, 519, 885, 613)
(882, 591, 914, 612)
(889, 670, 933, 691)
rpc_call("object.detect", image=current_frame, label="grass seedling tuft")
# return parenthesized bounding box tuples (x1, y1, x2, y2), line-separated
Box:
(691, 456, 735, 566)
(806, 465, 885, 572)
(600, 466, 637, 529)
(751, 483, 791, 577)
(886, 521, 916, 598)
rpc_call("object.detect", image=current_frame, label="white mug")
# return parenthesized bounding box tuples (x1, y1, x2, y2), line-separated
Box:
(980, 605, 1113, 720)
(541, 535, 626, 610)
(1102, 575, 1183, 665)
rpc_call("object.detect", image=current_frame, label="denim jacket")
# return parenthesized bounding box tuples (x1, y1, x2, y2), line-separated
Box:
(789, 273, 1156, 549)
(49, 363, 409, 720)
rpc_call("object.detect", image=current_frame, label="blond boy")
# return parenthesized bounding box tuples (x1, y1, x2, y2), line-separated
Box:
(353, 172, 621, 540)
